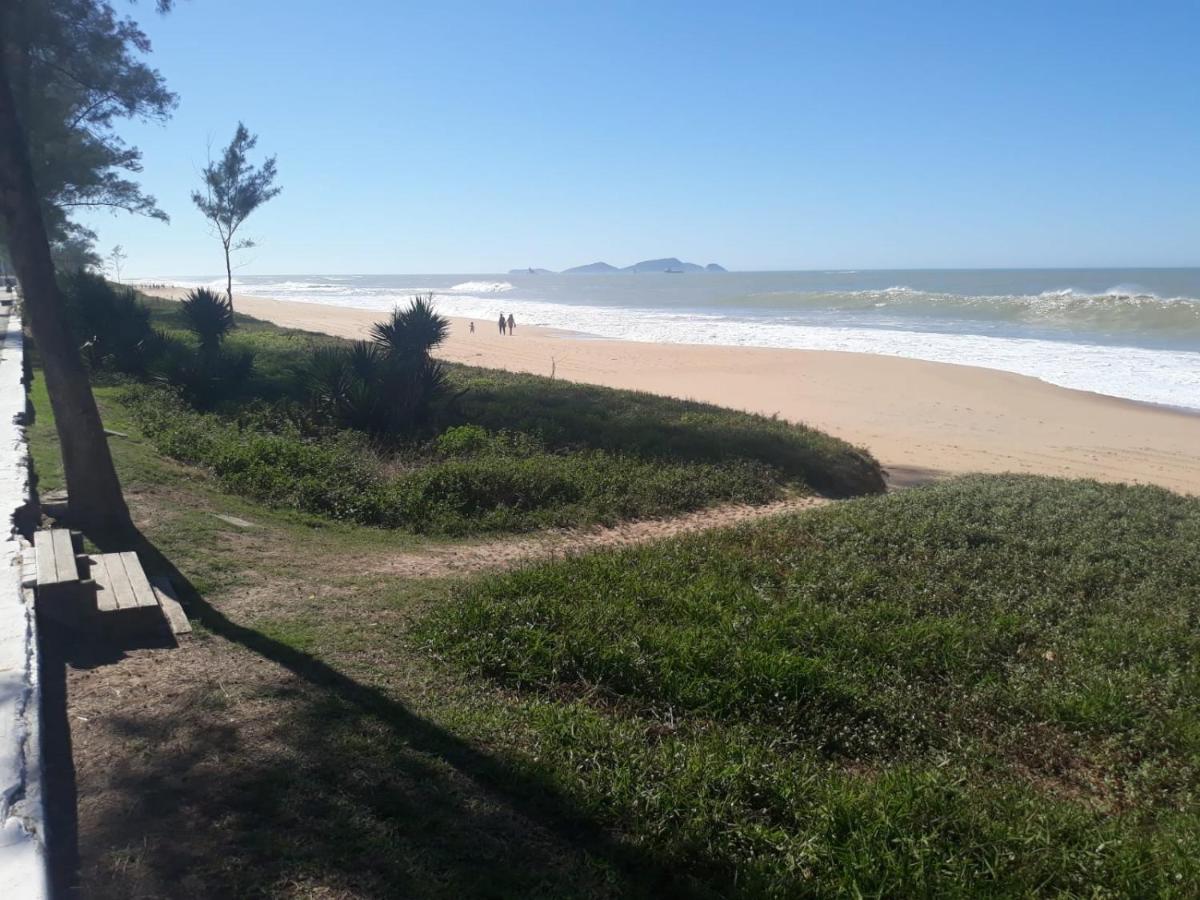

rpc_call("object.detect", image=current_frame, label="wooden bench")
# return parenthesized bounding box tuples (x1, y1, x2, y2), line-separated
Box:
(32, 528, 192, 637)
(79, 552, 166, 635)
(33, 528, 83, 624)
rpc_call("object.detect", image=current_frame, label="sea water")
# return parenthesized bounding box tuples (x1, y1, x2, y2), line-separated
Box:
(148, 269, 1200, 411)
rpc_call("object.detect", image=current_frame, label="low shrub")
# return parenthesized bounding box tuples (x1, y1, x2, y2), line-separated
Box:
(59, 270, 157, 373)
(389, 450, 776, 535)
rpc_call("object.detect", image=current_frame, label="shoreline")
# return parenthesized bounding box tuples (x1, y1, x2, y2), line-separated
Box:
(144, 287, 1200, 495)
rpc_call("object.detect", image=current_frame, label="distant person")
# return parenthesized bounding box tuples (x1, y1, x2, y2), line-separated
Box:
(498, 313, 506, 335)
(507, 313, 516, 334)
(469, 321, 475, 334)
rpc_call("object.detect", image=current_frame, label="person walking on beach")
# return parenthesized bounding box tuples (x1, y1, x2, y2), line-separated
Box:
(507, 313, 516, 334)
(498, 313, 506, 335)
(469, 321, 475, 334)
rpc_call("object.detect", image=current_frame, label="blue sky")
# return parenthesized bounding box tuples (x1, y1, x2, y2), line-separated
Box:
(84, 0, 1200, 275)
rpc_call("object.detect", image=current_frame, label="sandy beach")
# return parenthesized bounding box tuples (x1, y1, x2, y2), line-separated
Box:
(147, 288, 1200, 495)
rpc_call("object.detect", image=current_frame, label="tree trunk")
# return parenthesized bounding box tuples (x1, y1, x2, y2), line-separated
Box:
(0, 53, 131, 535)
(224, 240, 233, 310)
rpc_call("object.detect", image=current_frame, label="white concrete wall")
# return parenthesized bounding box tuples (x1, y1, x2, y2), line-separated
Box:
(0, 308, 48, 898)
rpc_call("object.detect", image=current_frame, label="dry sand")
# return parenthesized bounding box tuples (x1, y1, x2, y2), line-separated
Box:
(148, 288, 1200, 495)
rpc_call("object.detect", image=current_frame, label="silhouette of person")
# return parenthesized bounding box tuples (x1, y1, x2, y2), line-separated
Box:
(498, 313, 506, 335)
(469, 321, 475, 334)
(507, 313, 516, 334)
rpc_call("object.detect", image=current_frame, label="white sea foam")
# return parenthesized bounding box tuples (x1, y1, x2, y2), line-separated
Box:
(448, 281, 513, 294)
(416, 293, 1200, 411)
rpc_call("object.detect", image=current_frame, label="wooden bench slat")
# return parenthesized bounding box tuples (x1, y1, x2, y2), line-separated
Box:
(89, 555, 119, 612)
(107, 556, 137, 610)
(118, 551, 159, 609)
(51, 529, 75, 581)
(150, 576, 192, 635)
(34, 531, 59, 584)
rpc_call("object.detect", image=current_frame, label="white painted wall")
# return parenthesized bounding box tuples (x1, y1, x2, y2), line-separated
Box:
(0, 308, 48, 898)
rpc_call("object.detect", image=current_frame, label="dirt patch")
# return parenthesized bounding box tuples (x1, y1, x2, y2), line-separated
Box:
(54, 602, 656, 897)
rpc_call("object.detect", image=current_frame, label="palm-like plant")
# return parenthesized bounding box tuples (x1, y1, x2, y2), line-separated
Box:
(180, 287, 235, 353)
(370, 294, 448, 358)
(305, 296, 451, 436)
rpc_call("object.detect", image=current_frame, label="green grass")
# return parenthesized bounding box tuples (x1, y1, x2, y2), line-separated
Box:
(424, 475, 1200, 895)
(109, 295, 884, 535)
(444, 368, 882, 499)
(26, 370, 433, 572)
(122, 384, 782, 535)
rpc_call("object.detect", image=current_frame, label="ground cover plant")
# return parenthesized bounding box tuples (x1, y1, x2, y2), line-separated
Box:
(425, 475, 1200, 895)
(122, 386, 781, 534)
(83, 290, 884, 534)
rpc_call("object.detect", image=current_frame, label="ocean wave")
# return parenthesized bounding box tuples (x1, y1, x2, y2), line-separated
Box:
(737, 287, 1200, 337)
(448, 281, 513, 294)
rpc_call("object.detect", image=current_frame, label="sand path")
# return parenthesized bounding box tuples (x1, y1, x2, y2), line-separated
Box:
(341, 495, 831, 579)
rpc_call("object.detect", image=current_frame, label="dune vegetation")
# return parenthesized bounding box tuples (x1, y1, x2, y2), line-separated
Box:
(64, 281, 884, 534)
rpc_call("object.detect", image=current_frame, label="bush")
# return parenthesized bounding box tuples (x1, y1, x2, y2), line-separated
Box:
(306, 296, 450, 436)
(179, 287, 235, 352)
(433, 424, 491, 456)
(59, 270, 157, 373)
(150, 334, 254, 410)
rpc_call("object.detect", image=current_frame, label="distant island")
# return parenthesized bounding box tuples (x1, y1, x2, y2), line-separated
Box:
(562, 261, 621, 274)
(512, 258, 727, 275)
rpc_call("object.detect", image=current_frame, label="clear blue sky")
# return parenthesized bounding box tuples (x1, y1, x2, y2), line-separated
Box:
(83, 0, 1200, 276)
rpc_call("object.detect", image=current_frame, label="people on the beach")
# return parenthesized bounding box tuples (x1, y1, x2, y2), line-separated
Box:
(469, 321, 475, 334)
(507, 313, 516, 334)
(498, 313, 506, 335)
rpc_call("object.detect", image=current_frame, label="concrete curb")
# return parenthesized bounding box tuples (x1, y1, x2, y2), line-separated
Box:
(0, 308, 49, 898)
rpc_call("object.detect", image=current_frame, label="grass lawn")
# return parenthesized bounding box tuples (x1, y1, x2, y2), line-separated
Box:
(28, 360, 1200, 897)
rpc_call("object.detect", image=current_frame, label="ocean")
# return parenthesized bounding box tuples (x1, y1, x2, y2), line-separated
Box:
(150, 269, 1200, 411)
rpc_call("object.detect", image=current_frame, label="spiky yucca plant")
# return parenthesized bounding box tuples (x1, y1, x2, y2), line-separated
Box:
(180, 287, 235, 353)
(305, 296, 451, 436)
(370, 293, 448, 358)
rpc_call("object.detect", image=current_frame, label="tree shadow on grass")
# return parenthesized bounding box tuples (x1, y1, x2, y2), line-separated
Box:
(48, 528, 695, 899)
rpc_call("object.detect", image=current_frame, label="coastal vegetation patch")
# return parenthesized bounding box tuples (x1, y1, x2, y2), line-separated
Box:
(423, 475, 1200, 894)
(65, 283, 883, 534)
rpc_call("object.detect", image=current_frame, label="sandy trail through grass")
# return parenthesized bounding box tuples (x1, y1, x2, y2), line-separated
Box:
(351, 494, 831, 578)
